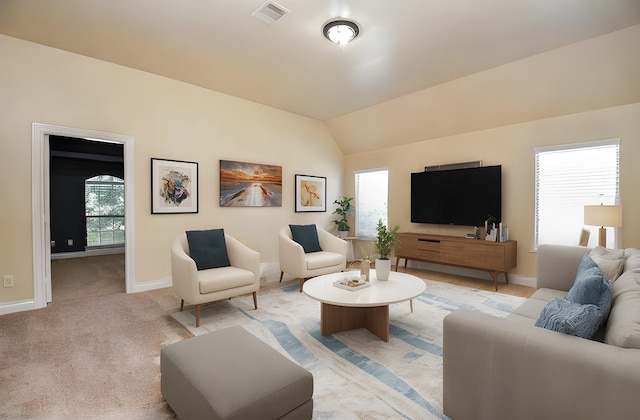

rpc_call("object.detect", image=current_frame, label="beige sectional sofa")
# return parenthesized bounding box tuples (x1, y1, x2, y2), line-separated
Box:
(443, 244, 640, 420)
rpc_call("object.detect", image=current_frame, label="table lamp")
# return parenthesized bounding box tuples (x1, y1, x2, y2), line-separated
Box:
(584, 204, 622, 248)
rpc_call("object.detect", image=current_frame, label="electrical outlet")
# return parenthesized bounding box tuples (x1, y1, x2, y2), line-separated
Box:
(67, 239, 73, 246)
(51, 240, 56, 247)
(3, 275, 14, 288)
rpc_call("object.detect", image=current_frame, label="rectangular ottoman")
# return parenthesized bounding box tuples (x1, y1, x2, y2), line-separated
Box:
(161, 325, 313, 420)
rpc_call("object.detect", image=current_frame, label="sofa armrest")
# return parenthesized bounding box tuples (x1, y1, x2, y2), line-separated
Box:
(443, 309, 640, 420)
(317, 228, 348, 257)
(278, 227, 307, 276)
(225, 234, 261, 286)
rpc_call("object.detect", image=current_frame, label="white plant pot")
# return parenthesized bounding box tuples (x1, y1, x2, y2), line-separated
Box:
(375, 258, 392, 281)
(338, 230, 348, 238)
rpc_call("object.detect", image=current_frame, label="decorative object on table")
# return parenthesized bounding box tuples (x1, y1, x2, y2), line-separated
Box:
(360, 255, 371, 283)
(584, 204, 622, 248)
(374, 219, 400, 281)
(484, 214, 497, 241)
(151, 158, 198, 214)
(332, 196, 354, 237)
(333, 274, 371, 291)
(578, 227, 591, 247)
(219, 160, 282, 207)
(294, 174, 326, 212)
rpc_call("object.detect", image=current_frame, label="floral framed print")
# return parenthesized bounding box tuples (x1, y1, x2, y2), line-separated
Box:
(295, 174, 326, 212)
(151, 158, 198, 214)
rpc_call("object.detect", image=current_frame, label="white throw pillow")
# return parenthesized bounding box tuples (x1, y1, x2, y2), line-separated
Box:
(589, 246, 625, 284)
(623, 248, 640, 272)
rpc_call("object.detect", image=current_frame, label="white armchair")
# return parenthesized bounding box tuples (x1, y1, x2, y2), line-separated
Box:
(279, 225, 348, 292)
(171, 232, 260, 327)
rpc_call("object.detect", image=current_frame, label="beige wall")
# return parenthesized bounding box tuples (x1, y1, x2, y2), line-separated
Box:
(0, 34, 344, 304)
(344, 103, 640, 278)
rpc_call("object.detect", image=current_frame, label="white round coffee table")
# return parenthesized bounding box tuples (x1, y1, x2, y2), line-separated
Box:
(303, 270, 426, 342)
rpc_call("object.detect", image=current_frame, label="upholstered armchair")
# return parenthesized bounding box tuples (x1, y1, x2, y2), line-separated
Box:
(279, 224, 348, 292)
(171, 230, 260, 327)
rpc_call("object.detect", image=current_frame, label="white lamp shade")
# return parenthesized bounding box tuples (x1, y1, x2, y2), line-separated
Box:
(584, 205, 622, 227)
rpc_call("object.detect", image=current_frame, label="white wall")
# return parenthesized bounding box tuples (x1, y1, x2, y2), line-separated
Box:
(0, 34, 344, 304)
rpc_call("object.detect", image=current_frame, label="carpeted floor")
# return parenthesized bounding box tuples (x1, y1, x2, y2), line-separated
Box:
(171, 275, 527, 419)
(0, 255, 190, 420)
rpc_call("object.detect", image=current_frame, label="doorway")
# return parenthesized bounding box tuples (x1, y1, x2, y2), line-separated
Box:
(32, 123, 135, 307)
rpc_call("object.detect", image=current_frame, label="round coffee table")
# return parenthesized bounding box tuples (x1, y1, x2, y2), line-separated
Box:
(303, 270, 426, 342)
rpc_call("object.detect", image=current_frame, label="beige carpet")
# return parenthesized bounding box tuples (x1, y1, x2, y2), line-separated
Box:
(0, 254, 190, 419)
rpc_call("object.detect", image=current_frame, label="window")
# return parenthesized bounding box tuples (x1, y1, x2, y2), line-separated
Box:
(355, 169, 389, 237)
(85, 175, 125, 248)
(534, 139, 619, 249)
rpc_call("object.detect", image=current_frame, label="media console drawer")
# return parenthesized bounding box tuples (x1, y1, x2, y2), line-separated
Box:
(395, 232, 516, 290)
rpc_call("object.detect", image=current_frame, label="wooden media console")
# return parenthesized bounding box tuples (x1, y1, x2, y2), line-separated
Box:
(395, 232, 517, 290)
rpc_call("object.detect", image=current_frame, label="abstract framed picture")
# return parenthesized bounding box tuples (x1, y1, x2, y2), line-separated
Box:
(219, 160, 282, 207)
(295, 174, 326, 212)
(151, 158, 198, 214)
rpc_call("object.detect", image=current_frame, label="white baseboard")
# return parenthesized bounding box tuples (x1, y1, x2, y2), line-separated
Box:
(0, 299, 36, 315)
(130, 277, 172, 293)
(51, 247, 125, 260)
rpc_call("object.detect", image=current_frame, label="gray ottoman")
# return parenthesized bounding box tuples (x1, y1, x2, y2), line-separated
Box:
(161, 325, 313, 420)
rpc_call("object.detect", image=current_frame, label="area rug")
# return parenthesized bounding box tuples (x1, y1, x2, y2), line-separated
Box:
(170, 278, 525, 419)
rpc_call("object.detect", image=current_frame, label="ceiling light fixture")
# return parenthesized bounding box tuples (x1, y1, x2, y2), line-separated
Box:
(322, 19, 360, 46)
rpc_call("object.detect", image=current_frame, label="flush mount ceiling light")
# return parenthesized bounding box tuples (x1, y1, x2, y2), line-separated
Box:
(322, 19, 360, 46)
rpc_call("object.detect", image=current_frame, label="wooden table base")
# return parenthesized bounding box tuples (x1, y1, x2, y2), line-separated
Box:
(320, 302, 390, 342)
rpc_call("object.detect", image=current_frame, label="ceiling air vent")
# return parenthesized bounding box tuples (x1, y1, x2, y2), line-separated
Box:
(252, 1, 290, 24)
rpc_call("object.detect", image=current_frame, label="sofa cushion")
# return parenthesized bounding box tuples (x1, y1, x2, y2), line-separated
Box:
(565, 255, 612, 316)
(198, 266, 255, 294)
(605, 270, 640, 348)
(589, 246, 624, 283)
(624, 248, 640, 272)
(289, 224, 323, 253)
(305, 251, 344, 270)
(510, 289, 566, 321)
(535, 297, 605, 339)
(186, 229, 231, 270)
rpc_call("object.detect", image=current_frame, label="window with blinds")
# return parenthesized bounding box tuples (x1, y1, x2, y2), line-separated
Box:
(355, 169, 389, 237)
(85, 175, 125, 248)
(534, 139, 620, 249)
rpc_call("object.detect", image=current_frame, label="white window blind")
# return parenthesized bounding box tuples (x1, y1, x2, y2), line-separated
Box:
(355, 169, 389, 237)
(534, 139, 619, 249)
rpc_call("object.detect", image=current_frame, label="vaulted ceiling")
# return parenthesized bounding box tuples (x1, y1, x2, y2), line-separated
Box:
(2, 0, 640, 154)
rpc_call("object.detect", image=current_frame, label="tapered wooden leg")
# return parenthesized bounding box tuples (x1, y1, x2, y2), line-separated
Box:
(299, 278, 304, 293)
(410, 299, 414, 313)
(195, 304, 201, 328)
(180, 299, 184, 312)
(252, 291, 258, 309)
(279, 272, 284, 283)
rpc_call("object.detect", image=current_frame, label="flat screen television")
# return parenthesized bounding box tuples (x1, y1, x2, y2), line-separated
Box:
(411, 165, 502, 226)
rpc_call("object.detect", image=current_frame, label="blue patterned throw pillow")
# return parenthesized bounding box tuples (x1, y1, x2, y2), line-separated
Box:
(535, 297, 605, 339)
(565, 255, 613, 317)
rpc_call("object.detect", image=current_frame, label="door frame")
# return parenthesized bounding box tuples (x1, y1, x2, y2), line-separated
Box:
(32, 123, 135, 307)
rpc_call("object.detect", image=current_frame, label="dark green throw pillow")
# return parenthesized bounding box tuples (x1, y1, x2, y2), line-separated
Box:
(289, 224, 322, 253)
(186, 229, 231, 270)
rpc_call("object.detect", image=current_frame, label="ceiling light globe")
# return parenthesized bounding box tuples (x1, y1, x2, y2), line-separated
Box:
(323, 19, 360, 46)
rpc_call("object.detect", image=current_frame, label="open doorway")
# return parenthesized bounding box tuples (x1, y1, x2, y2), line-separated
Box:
(49, 136, 125, 300)
(32, 124, 135, 308)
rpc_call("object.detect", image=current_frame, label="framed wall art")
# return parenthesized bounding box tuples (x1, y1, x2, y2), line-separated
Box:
(151, 158, 198, 214)
(295, 174, 326, 212)
(219, 160, 282, 207)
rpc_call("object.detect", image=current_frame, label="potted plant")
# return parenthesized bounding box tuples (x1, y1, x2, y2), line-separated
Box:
(374, 219, 400, 280)
(332, 196, 354, 237)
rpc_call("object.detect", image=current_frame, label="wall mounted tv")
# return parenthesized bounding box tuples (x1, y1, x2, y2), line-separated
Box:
(411, 165, 502, 226)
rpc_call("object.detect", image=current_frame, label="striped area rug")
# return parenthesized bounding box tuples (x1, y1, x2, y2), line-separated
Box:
(170, 278, 525, 419)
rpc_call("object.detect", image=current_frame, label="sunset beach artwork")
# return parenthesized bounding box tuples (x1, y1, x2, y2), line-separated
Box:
(219, 160, 282, 207)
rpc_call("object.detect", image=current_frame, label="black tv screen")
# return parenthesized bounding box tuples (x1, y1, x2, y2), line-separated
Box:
(411, 165, 502, 226)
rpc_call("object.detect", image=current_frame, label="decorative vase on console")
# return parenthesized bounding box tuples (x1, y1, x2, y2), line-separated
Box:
(374, 219, 400, 281)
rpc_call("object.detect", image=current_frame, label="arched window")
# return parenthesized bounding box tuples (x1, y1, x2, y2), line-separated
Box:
(85, 175, 125, 248)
